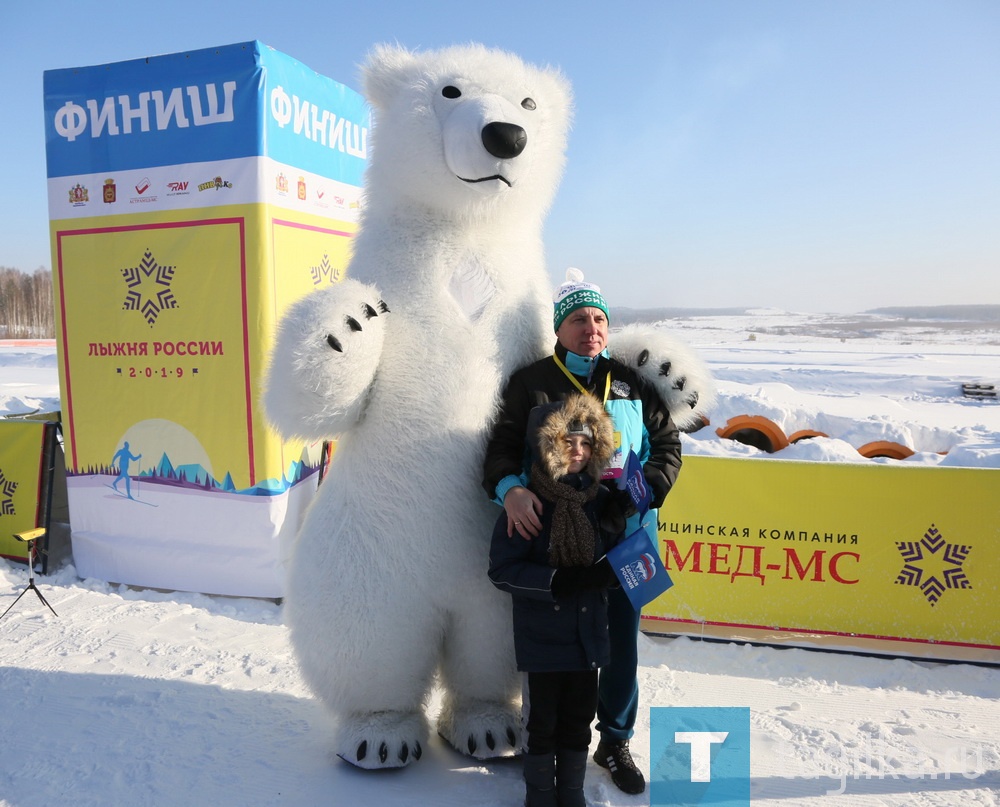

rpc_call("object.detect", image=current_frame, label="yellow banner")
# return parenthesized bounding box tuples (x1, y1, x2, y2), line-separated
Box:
(642, 456, 1000, 662)
(52, 205, 355, 490)
(0, 420, 49, 562)
(49, 203, 356, 596)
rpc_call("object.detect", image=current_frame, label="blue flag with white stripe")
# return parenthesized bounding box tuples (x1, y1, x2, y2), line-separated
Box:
(607, 526, 673, 610)
(617, 449, 652, 516)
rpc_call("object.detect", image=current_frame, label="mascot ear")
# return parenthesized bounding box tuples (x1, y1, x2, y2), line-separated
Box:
(361, 43, 419, 110)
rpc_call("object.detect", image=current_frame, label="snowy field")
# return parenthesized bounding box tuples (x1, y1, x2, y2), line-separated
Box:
(1, 310, 998, 807)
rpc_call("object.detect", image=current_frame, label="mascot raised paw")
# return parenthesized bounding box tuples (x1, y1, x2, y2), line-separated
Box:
(263, 43, 574, 770)
(608, 322, 716, 432)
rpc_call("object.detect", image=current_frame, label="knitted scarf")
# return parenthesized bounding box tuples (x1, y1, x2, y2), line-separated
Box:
(529, 463, 599, 568)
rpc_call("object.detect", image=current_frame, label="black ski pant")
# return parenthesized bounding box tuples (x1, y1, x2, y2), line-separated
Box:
(524, 669, 599, 755)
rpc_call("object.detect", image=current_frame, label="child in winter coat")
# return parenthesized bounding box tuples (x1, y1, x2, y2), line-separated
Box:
(488, 393, 624, 807)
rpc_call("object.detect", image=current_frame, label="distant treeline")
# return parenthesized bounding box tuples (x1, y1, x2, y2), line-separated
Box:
(0, 267, 54, 338)
(865, 305, 1000, 322)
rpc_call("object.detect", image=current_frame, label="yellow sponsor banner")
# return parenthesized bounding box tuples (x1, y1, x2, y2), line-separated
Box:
(641, 456, 1000, 663)
(49, 203, 356, 596)
(54, 206, 260, 487)
(0, 420, 49, 562)
(51, 205, 355, 489)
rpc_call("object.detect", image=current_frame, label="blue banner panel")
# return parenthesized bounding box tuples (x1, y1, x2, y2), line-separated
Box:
(45, 42, 263, 177)
(44, 41, 368, 185)
(259, 45, 369, 185)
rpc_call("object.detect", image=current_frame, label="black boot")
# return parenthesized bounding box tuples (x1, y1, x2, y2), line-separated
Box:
(556, 748, 589, 807)
(523, 752, 557, 807)
(593, 738, 645, 794)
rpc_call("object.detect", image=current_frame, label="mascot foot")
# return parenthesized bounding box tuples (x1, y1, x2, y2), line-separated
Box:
(336, 710, 429, 770)
(437, 699, 523, 760)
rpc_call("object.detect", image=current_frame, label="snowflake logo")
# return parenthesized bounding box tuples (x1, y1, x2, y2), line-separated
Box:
(895, 524, 972, 606)
(310, 253, 341, 286)
(0, 467, 18, 516)
(122, 249, 179, 327)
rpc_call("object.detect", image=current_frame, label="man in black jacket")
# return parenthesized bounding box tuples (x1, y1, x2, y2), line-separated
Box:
(483, 269, 682, 795)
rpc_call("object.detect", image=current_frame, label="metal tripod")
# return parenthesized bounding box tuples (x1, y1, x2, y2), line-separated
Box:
(1, 529, 57, 619)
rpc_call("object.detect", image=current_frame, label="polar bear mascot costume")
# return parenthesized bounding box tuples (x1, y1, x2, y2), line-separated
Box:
(263, 43, 714, 770)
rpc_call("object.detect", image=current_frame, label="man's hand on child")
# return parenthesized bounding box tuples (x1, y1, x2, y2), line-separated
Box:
(504, 486, 543, 539)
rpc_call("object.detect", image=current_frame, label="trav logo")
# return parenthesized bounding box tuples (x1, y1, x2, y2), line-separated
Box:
(650, 707, 750, 806)
(103, 178, 117, 204)
(0, 466, 18, 516)
(68, 183, 89, 206)
(895, 523, 972, 606)
(198, 176, 233, 192)
(166, 181, 189, 195)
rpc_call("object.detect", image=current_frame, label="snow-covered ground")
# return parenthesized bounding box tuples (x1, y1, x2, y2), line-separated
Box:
(1, 311, 998, 806)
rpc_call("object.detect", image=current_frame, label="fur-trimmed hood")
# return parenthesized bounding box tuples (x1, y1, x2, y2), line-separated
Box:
(535, 393, 615, 480)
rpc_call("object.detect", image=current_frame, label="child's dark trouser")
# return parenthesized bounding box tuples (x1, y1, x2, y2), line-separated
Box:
(525, 670, 599, 754)
(523, 670, 599, 806)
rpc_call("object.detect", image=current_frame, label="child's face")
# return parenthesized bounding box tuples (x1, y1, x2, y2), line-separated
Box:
(564, 435, 593, 474)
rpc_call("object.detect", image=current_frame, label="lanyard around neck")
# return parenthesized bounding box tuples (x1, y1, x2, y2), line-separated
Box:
(553, 353, 611, 405)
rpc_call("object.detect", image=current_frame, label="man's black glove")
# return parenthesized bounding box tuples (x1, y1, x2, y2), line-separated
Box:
(613, 486, 638, 519)
(551, 558, 618, 598)
(599, 495, 628, 535)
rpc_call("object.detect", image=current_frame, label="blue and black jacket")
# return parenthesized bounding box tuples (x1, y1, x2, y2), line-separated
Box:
(482, 342, 682, 543)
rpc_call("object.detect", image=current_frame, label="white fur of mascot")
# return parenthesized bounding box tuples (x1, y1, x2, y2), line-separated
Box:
(263, 43, 715, 771)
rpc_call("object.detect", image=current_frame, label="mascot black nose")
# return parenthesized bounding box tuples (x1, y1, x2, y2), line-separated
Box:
(482, 122, 527, 159)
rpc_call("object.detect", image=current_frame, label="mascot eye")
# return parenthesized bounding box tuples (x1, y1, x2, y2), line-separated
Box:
(441, 85, 462, 99)
(521, 97, 536, 110)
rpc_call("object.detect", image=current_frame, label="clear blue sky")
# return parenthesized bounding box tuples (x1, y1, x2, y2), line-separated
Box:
(3, 0, 998, 312)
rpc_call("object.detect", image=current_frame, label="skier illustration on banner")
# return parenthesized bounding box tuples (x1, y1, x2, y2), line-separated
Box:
(111, 441, 142, 500)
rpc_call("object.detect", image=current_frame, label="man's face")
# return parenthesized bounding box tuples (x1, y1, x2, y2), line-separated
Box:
(556, 307, 609, 358)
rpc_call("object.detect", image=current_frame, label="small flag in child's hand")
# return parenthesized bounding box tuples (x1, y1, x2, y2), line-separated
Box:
(617, 450, 652, 516)
(607, 526, 672, 610)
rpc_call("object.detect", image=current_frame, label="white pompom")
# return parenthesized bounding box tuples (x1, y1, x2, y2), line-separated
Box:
(565, 267, 584, 283)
